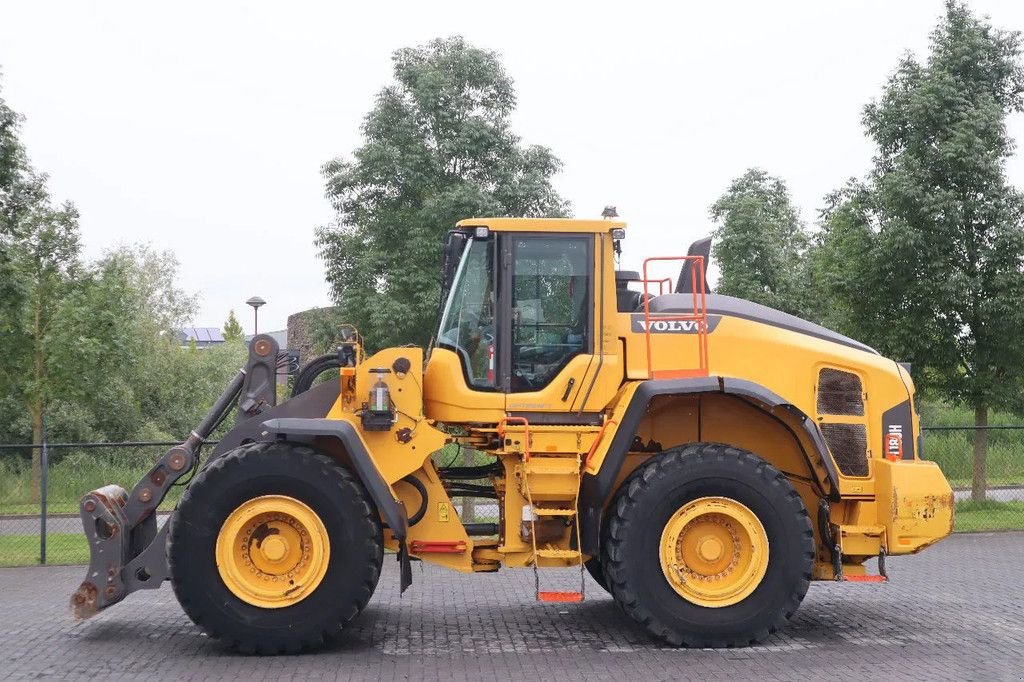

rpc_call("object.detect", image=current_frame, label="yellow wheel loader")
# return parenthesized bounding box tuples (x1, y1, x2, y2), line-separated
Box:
(70, 218, 954, 654)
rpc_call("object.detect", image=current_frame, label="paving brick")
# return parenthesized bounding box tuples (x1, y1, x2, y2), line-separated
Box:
(0, 532, 1022, 680)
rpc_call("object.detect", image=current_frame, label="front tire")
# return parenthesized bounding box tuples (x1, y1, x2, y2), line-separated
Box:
(602, 443, 813, 647)
(169, 441, 383, 654)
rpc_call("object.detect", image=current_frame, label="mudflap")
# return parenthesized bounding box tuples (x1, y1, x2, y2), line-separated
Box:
(398, 540, 413, 593)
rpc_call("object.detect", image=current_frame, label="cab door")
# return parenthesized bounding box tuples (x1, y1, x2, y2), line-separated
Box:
(501, 233, 596, 417)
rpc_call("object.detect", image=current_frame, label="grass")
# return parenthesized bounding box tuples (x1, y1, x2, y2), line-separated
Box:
(0, 533, 90, 567)
(953, 500, 1024, 533)
(0, 447, 186, 516)
(920, 402, 1024, 488)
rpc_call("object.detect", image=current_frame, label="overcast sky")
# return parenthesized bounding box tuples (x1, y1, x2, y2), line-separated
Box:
(3, 0, 1024, 333)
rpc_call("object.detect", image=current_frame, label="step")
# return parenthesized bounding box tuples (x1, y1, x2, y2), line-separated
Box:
(533, 508, 576, 517)
(538, 591, 583, 603)
(836, 524, 885, 556)
(524, 457, 581, 475)
(410, 540, 467, 554)
(521, 457, 581, 501)
(535, 548, 581, 559)
(843, 574, 887, 583)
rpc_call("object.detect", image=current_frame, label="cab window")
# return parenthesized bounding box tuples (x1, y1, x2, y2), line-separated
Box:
(437, 237, 496, 389)
(510, 235, 591, 392)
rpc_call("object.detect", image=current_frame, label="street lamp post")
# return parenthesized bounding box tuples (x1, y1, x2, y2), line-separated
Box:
(246, 296, 266, 336)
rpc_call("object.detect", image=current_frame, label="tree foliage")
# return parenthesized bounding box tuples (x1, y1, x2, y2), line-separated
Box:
(0, 72, 245, 459)
(316, 36, 569, 349)
(806, 181, 881, 335)
(813, 2, 1024, 499)
(223, 309, 244, 341)
(709, 169, 810, 317)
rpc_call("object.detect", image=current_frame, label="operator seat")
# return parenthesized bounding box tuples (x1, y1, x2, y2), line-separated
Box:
(615, 270, 642, 312)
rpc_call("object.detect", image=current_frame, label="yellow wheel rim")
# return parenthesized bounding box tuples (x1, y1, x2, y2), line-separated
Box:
(659, 496, 769, 608)
(215, 495, 330, 608)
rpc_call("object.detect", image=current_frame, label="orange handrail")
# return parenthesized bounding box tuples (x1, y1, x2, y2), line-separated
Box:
(621, 276, 673, 296)
(584, 419, 618, 468)
(497, 416, 531, 461)
(641, 256, 709, 380)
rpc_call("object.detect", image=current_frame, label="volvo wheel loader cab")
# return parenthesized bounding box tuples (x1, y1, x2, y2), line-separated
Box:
(71, 216, 954, 654)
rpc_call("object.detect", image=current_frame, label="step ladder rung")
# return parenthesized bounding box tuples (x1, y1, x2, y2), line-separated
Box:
(538, 591, 583, 603)
(843, 574, 887, 583)
(514, 429, 587, 604)
(533, 508, 576, 516)
(410, 540, 467, 554)
(536, 548, 581, 559)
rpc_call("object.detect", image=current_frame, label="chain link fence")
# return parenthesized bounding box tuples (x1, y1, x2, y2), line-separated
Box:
(1, 426, 1021, 567)
(922, 425, 1024, 532)
(0, 440, 207, 567)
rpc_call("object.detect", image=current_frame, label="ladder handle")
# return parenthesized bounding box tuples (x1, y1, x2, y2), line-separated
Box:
(497, 416, 531, 461)
(584, 419, 618, 469)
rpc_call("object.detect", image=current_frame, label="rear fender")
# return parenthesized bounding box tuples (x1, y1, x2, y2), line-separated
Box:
(579, 376, 840, 556)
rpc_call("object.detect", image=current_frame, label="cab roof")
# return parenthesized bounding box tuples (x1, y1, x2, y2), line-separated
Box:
(455, 217, 626, 234)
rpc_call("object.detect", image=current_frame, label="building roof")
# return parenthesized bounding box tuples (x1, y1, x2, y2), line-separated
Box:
(179, 327, 225, 345)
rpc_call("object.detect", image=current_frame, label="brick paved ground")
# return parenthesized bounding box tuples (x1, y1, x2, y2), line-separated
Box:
(1, 532, 1022, 681)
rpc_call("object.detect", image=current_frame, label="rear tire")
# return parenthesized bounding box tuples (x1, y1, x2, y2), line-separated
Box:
(602, 443, 813, 647)
(169, 441, 383, 654)
(584, 557, 609, 593)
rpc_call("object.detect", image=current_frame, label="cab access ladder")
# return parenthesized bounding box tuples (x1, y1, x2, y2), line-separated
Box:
(501, 417, 586, 603)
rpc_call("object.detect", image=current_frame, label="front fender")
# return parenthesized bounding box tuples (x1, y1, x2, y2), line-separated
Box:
(260, 417, 408, 542)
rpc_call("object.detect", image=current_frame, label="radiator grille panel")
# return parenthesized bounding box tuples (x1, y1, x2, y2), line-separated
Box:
(820, 423, 869, 477)
(817, 368, 864, 416)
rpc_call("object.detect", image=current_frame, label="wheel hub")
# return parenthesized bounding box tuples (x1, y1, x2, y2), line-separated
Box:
(659, 496, 769, 608)
(260, 535, 288, 562)
(215, 495, 330, 608)
(697, 536, 724, 562)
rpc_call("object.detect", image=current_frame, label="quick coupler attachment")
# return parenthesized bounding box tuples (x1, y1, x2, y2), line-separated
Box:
(70, 369, 247, 619)
(70, 442, 198, 619)
(71, 485, 131, 618)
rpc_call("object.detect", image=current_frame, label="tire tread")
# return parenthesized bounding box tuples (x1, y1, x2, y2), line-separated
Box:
(601, 442, 814, 648)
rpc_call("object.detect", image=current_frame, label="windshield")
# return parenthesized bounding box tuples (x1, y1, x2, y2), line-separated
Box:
(436, 237, 495, 388)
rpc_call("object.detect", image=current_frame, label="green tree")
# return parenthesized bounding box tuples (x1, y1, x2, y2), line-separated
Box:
(806, 181, 880, 335)
(3, 188, 84, 496)
(1, 72, 245, 468)
(223, 309, 244, 341)
(822, 2, 1024, 501)
(709, 169, 809, 316)
(316, 36, 569, 349)
(0, 74, 47, 338)
(1, 74, 26, 311)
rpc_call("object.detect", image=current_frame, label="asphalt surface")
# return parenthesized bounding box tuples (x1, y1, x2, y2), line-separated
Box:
(1, 532, 1022, 681)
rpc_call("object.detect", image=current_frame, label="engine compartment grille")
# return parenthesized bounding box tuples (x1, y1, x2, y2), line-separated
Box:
(817, 368, 864, 416)
(820, 423, 869, 477)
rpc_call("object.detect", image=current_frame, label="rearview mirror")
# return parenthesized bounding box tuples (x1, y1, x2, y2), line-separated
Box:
(441, 231, 469, 293)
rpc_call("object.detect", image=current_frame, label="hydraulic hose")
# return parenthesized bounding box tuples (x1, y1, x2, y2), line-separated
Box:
(291, 354, 342, 398)
(401, 474, 428, 526)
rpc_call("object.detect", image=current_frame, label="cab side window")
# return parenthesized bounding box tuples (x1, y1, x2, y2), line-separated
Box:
(510, 236, 591, 392)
